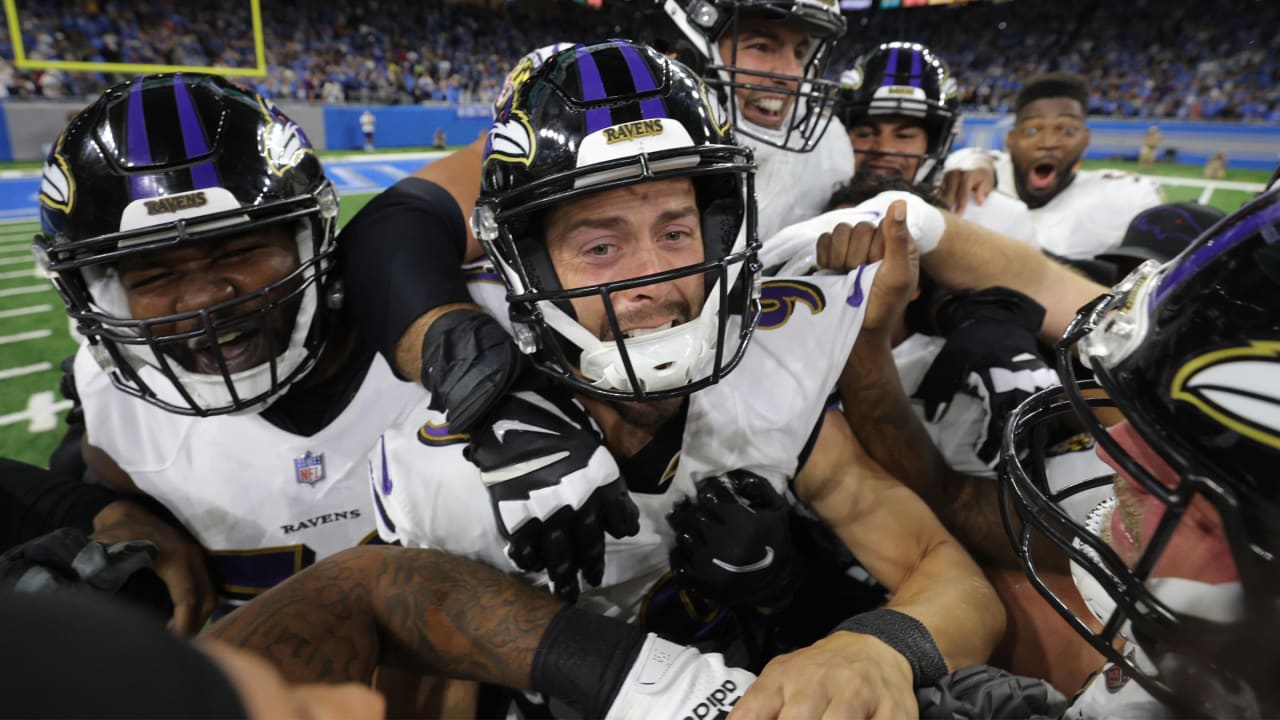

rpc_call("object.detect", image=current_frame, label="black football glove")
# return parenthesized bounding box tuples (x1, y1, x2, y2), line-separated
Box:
(666, 470, 795, 611)
(464, 388, 640, 603)
(421, 307, 527, 434)
(0, 527, 159, 597)
(917, 664, 1067, 719)
(914, 287, 1059, 467)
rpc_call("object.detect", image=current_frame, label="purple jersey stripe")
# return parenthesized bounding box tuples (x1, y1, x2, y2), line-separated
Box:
(575, 46, 612, 134)
(1155, 198, 1280, 304)
(126, 77, 160, 199)
(172, 74, 220, 189)
(618, 43, 667, 120)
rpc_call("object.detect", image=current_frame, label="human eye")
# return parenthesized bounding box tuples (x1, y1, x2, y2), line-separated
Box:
(121, 268, 173, 290)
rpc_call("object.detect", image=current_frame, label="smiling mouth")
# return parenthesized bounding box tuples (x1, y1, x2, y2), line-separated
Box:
(186, 327, 266, 375)
(741, 95, 789, 128)
(622, 320, 676, 340)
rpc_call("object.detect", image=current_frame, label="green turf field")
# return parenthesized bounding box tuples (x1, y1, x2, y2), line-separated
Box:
(0, 162, 1267, 469)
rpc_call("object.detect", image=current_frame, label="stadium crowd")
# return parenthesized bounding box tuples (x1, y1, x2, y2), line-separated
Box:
(2, 0, 1279, 121)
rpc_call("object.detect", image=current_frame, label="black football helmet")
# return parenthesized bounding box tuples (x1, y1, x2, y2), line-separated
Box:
(36, 73, 340, 416)
(474, 40, 760, 402)
(1003, 189, 1280, 717)
(662, 0, 846, 152)
(837, 42, 960, 185)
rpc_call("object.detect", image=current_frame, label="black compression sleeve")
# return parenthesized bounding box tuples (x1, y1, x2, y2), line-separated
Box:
(531, 605, 647, 718)
(0, 458, 119, 550)
(337, 177, 472, 375)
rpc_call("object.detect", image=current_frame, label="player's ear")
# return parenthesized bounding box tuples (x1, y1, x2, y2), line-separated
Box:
(1005, 128, 1016, 148)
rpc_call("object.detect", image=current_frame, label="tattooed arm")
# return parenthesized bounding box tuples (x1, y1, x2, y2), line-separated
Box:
(202, 545, 559, 688)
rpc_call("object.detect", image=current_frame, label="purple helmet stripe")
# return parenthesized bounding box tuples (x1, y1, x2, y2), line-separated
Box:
(880, 47, 900, 88)
(171, 74, 220, 189)
(1155, 197, 1280, 304)
(909, 50, 923, 88)
(618, 43, 667, 120)
(126, 77, 160, 199)
(575, 46, 612, 134)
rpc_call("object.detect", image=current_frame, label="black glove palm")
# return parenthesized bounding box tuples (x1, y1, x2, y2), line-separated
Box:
(667, 471, 795, 611)
(917, 664, 1067, 719)
(464, 388, 640, 603)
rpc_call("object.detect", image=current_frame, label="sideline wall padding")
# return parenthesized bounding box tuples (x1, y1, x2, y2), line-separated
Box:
(323, 105, 491, 150)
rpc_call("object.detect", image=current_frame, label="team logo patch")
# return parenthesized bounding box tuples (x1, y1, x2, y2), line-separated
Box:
(39, 153, 74, 213)
(293, 451, 326, 486)
(1170, 340, 1280, 450)
(144, 191, 208, 216)
(1104, 663, 1129, 693)
(604, 119, 664, 145)
(839, 68, 863, 91)
(486, 111, 536, 167)
(259, 100, 313, 175)
(758, 280, 826, 330)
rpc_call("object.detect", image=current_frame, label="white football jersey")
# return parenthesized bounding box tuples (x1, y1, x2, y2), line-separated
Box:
(989, 150, 1164, 259)
(1066, 652, 1173, 720)
(74, 344, 428, 601)
(747, 117, 856, 242)
(957, 189, 1039, 247)
(372, 265, 878, 623)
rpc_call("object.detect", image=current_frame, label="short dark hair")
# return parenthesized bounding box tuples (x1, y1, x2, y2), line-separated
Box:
(824, 175, 946, 213)
(1014, 72, 1088, 116)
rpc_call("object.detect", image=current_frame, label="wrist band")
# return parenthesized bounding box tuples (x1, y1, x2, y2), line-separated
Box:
(531, 605, 647, 718)
(832, 608, 948, 688)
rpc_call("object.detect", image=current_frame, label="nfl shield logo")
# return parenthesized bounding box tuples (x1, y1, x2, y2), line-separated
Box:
(294, 451, 325, 486)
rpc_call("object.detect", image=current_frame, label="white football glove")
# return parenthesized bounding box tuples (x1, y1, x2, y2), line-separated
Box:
(605, 634, 756, 720)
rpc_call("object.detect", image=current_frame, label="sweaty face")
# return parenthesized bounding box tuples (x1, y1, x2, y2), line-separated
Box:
(115, 224, 302, 376)
(848, 115, 928, 181)
(717, 18, 813, 130)
(1007, 97, 1090, 208)
(544, 177, 706, 344)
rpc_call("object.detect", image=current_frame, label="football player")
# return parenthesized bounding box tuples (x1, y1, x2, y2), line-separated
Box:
(1003, 187, 1280, 717)
(37, 74, 430, 629)
(835, 42, 1037, 244)
(660, 0, 856, 239)
(948, 72, 1164, 259)
(372, 39, 1005, 718)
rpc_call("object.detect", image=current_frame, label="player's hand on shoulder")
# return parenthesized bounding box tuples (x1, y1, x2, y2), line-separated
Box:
(605, 633, 755, 720)
(667, 470, 795, 611)
(940, 149, 997, 214)
(728, 629, 916, 719)
(463, 383, 639, 602)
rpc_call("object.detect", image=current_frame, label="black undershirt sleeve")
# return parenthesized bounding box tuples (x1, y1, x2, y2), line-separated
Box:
(0, 458, 119, 550)
(337, 176, 472, 377)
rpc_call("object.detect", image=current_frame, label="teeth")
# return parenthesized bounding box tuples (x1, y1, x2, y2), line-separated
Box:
(751, 97, 784, 113)
(216, 330, 246, 345)
(624, 320, 675, 339)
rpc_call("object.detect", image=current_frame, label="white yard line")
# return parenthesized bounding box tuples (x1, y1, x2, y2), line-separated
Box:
(0, 268, 40, 280)
(0, 304, 52, 319)
(0, 284, 49, 298)
(0, 391, 73, 431)
(0, 329, 51, 344)
(0, 256, 33, 267)
(0, 362, 52, 380)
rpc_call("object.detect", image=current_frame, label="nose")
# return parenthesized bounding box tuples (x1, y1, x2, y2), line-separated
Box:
(174, 271, 238, 315)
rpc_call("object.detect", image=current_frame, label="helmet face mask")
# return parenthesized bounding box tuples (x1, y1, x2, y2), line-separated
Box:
(838, 42, 960, 184)
(36, 73, 340, 416)
(662, 0, 847, 153)
(1003, 190, 1280, 717)
(475, 41, 761, 402)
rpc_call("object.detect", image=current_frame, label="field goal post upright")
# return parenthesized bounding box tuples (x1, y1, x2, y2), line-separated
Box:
(3, 0, 267, 78)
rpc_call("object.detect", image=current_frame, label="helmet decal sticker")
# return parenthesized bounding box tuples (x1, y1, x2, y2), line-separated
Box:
(1171, 340, 1280, 450)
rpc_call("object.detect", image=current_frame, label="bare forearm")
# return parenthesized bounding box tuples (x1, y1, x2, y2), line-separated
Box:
(203, 546, 562, 689)
(841, 335, 949, 508)
(393, 302, 483, 381)
(885, 537, 1006, 671)
(923, 213, 1106, 341)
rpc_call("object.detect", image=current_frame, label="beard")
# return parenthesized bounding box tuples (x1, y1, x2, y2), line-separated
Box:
(608, 395, 686, 432)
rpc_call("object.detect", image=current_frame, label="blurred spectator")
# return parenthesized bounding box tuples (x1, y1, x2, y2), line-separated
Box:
(432, 127, 446, 150)
(360, 107, 376, 151)
(1205, 151, 1228, 178)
